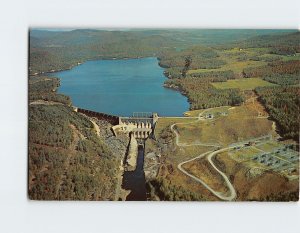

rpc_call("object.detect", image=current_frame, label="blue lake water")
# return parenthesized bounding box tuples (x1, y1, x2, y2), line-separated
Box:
(50, 57, 189, 116)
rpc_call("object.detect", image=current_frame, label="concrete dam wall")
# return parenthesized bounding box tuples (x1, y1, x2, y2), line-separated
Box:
(76, 108, 119, 125)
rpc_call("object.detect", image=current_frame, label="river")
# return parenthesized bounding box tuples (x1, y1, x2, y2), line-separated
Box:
(122, 145, 147, 201)
(49, 57, 189, 116)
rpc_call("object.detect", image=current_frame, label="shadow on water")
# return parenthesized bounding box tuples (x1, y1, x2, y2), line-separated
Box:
(122, 145, 147, 201)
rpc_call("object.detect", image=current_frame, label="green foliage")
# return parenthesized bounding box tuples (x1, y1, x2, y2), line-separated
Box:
(29, 105, 74, 148)
(254, 190, 299, 201)
(29, 75, 119, 200)
(188, 70, 235, 81)
(255, 86, 300, 140)
(236, 31, 300, 51)
(146, 178, 206, 201)
(263, 73, 300, 86)
(158, 45, 225, 78)
(243, 60, 300, 78)
(158, 125, 175, 144)
(270, 46, 299, 55)
(29, 76, 71, 105)
(165, 77, 245, 109)
(29, 144, 119, 200)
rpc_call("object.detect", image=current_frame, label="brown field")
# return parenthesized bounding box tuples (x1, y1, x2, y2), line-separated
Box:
(182, 158, 229, 193)
(177, 104, 273, 146)
(213, 152, 299, 201)
(156, 158, 219, 201)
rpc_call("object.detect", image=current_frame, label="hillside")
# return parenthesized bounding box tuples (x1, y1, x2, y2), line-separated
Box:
(29, 29, 297, 75)
(28, 76, 128, 200)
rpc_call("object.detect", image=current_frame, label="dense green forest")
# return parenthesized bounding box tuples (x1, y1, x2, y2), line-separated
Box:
(146, 178, 205, 201)
(255, 86, 300, 140)
(29, 76, 72, 105)
(165, 77, 244, 109)
(262, 73, 300, 86)
(28, 76, 120, 200)
(243, 60, 300, 78)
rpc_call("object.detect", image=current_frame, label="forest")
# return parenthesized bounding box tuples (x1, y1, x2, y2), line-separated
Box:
(29, 76, 72, 105)
(255, 86, 300, 140)
(165, 77, 245, 109)
(28, 77, 120, 200)
(146, 177, 205, 201)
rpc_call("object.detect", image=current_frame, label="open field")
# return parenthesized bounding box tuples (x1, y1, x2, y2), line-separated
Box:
(187, 48, 299, 78)
(184, 106, 230, 117)
(211, 78, 276, 90)
(188, 48, 268, 75)
(188, 60, 266, 74)
(176, 103, 273, 146)
(281, 53, 300, 61)
(154, 117, 196, 138)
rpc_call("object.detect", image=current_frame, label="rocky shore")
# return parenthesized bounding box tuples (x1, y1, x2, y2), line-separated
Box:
(125, 134, 138, 171)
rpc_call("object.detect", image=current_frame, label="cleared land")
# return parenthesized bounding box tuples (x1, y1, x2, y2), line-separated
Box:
(188, 48, 268, 75)
(212, 78, 276, 90)
(176, 105, 273, 146)
(154, 117, 196, 139)
(151, 95, 298, 201)
(188, 60, 264, 74)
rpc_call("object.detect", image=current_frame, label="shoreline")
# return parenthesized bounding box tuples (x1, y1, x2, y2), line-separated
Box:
(30, 56, 191, 116)
(30, 56, 157, 76)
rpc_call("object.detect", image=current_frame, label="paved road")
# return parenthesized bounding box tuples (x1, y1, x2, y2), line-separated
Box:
(206, 147, 237, 201)
(170, 110, 237, 201)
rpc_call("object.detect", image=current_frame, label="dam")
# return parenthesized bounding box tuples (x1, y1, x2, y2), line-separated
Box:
(112, 112, 158, 139)
(77, 108, 158, 200)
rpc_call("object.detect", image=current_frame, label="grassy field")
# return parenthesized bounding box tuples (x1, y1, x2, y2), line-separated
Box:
(211, 78, 276, 90)
(184, 106, 230, 117)
(188, 48, 268, 75)
(155, 117, 196, 138)
(188, 48, 299, 76)
(255, 141, 282, 152)
(176, 101, 274, 146)
(188, 60, 266, 74)
(280, 53, 300, 61)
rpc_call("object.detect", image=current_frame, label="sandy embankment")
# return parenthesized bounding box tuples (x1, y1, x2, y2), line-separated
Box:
(126, 134, 138, 171)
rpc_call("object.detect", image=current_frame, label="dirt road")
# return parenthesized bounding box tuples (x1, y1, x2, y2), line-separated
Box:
(170, 110, 237, 201)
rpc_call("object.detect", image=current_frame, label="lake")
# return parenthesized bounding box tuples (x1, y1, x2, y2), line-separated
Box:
(50, 57, 189, 116)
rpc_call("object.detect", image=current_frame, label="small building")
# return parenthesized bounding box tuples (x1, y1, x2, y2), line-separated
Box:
(205, 113, 214, 119)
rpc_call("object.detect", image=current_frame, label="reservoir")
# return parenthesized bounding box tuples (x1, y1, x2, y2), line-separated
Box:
(49, 57, 189, 116)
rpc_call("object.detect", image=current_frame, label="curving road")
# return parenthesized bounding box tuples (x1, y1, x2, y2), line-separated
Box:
(171, 110, 238, 201)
